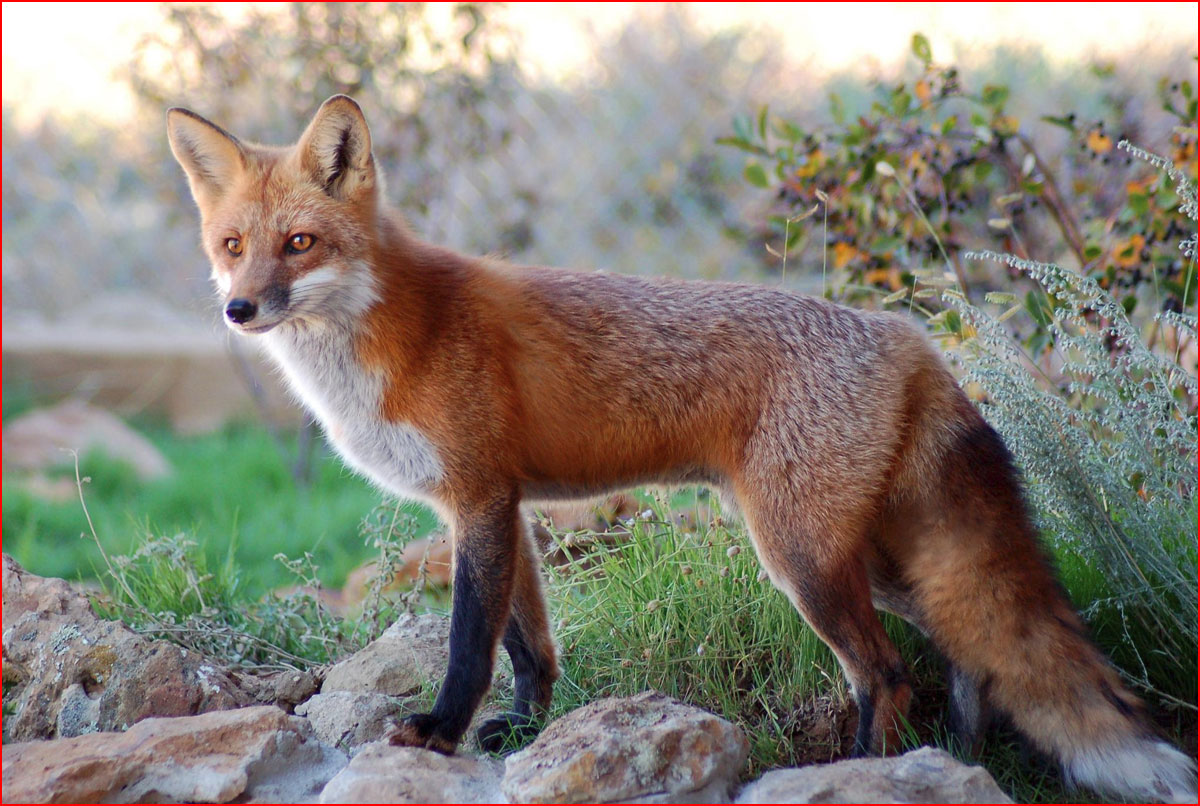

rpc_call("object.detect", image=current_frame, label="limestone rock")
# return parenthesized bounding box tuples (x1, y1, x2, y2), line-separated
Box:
(502, 690, 749, 804)
(296, 691, 404, 754)
(2, 705, 347, 804)
(321, 612, 450, 697)
(735, 746, 1013, 804)
(320, 742, 504, 804)
(2, 553, 254, 740)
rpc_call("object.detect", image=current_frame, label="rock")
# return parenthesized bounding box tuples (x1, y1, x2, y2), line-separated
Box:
(341, 537, 455, 609)
(320, 742, 503, 804)
(502, 690, 749, 804)
(2, 705, 347, 804)
(2, 398, 171, 481)
(735, 746, 1012, 804)
(296, 691, 405, 754)
(271, 668, 320, 710)
(2, 554, 254, 740)
(322, 612, 450, 697)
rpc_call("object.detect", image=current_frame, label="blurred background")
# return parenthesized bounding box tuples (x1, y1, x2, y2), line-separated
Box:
(3, 2, 1196, 592)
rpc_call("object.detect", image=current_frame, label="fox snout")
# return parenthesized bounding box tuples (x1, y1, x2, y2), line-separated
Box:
(224, 297, 258, 325)
(218, 281, 291, 333)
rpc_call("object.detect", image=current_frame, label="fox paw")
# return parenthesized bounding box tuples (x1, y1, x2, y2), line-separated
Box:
(387, 713, 457, 755)
(476, 712, 541, 755)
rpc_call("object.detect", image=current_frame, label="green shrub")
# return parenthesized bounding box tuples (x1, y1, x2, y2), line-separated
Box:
(938, 142, 1197, 704)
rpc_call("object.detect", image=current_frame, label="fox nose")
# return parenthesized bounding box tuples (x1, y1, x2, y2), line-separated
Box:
(225, 298, 258, 324)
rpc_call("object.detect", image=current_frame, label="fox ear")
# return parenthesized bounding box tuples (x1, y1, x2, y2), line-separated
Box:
(297, 95, 375, 200)
(166, 108, 246, 206)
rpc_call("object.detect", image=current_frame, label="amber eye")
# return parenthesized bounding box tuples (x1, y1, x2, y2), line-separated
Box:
(225, 237, 243, 256)
(286, 233, 315, 254)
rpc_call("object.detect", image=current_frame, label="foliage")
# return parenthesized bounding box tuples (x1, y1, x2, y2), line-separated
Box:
(937, 142, 1198, 703)
(721, 34, 1197, 345)
(127, 3, 521, 221)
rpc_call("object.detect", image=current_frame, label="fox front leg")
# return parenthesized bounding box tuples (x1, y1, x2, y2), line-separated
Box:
(389, 494, 520, 754)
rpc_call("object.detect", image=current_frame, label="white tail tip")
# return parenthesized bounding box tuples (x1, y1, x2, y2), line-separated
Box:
(1066, 738, 1197, 803)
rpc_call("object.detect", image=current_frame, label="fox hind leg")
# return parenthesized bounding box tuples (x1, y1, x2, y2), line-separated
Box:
(741, 497, 912, 756)
(868, 565, 989, 756)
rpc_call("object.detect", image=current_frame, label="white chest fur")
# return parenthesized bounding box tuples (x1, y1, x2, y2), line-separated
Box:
(262, 324, 444, 499)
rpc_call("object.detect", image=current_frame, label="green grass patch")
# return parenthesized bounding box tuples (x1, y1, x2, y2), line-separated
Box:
(1, 420, 438, 595)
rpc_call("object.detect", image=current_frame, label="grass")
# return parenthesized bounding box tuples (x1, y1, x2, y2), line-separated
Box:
(1, 416, 438, 595)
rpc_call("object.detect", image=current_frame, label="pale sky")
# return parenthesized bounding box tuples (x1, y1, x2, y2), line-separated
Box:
(3, 2, 1197, 127)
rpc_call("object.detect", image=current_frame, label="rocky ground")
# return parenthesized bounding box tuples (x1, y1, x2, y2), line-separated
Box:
(2, 554, 1012, 803)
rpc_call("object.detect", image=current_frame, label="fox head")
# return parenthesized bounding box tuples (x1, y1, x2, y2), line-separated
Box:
(167, 95, 381, 333)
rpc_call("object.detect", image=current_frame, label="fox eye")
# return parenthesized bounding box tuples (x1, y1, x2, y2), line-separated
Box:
(225, 237, 243, 256)
(287, 234, 315, 254)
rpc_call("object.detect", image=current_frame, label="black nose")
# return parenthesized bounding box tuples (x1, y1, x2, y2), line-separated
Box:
(225, 298, 258, 324)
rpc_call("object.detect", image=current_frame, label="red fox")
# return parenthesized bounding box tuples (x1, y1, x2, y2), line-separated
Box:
(167, 95, 1196, 802)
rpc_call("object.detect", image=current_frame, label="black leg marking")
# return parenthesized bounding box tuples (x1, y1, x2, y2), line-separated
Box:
(477, 615, 553, 754)
(852, 685, 876, 758)
(391, 497, 519, 754)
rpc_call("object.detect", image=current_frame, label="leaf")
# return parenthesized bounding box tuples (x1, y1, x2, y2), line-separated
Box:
(715, 136, 769, 156)
(981, 84, 1009, 108)
(765, 242, 784, 259)
(732, 114, 752, 143)
(1086, 129, 1113, 154)
(1041, 114, 1077, 132)
(911, 33, 932, 65)
(771, 119, 804, 142)
(882, 288, 909, 304)
(987, 217, 1011, 230)
(757, 105, 769, 140)
(789, 203, 821, 223)
(743, 162, 769, 188)
(874, 161, 896, 178)
(993, 115, 1020, 137)
(985, 291, 1018, 305)
(996, 304, 1023, 323)
(915, 79, 933, 106)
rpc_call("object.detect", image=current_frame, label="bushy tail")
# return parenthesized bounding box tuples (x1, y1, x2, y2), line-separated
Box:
(901, 405, 1197, 803)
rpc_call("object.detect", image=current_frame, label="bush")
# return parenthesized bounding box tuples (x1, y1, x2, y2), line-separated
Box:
(941, 142, 1197, 703)
(723, 37, 1198, 709)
